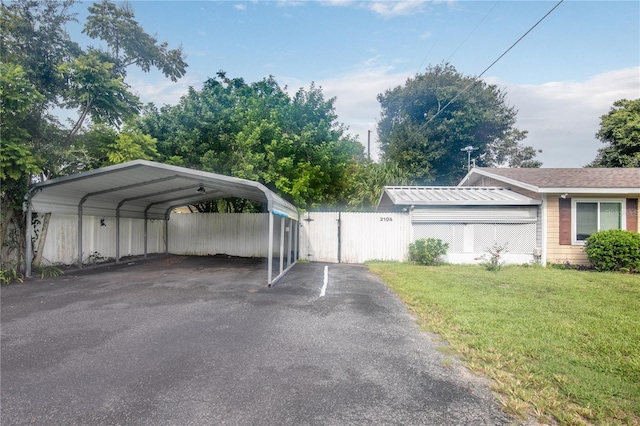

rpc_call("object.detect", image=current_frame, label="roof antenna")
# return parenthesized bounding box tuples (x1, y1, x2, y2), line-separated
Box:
(461, 146, 478, 171)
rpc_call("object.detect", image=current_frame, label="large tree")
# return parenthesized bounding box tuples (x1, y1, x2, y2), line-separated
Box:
(377, 63, 540, 184)
(589, 98, 640, 168)
(136, 72, 365, 210)
(0, 0, 187, 277)
(1, 0, 187, 179)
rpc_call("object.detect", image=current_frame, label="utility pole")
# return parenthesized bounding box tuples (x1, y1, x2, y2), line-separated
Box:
(367, 130, 371, 160)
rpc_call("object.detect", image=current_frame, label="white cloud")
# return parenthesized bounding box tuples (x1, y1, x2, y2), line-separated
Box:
(130, 74, 203, 107)
(318, 65, 412, 159)
(275, 0, 305, 8)
(319, 0, 354, 6)
(363, 54, 384, 67)
(366, 1, 428, 17)
(488, 67, 640, 167)
(319, 0, 454, 17)
(320, 66, 639, 166)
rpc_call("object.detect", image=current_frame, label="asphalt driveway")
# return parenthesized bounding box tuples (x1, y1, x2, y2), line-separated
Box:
(1, 255, 512, 425)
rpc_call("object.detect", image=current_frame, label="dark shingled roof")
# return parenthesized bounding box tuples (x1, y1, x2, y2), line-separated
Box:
(471, 168, 640, 189)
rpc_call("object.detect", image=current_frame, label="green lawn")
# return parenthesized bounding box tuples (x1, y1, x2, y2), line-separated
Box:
(367, 262, 640, 425)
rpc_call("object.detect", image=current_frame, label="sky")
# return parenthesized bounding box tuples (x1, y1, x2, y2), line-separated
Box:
(68, 0, 640, 168)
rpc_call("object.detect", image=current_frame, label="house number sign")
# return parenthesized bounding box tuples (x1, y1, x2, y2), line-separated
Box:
(380, 217, 393, 222)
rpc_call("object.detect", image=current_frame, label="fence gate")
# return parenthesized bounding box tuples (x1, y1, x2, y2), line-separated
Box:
(299, 212, 340, 263)
(298, 212, 410, 263)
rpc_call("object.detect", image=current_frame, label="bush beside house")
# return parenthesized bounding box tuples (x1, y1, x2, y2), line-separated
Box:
(584, 229, 640, 273)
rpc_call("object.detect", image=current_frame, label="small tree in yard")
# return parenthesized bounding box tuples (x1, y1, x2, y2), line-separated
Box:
(408, 238, 449, 266)
(480, 243, 507, 272)
(584, 230, 640, 273)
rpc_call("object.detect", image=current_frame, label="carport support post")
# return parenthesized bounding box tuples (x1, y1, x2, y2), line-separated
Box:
(143, 212, 148, 258)
(115, 209, 121, 264)
(25, 204, 33, 277)
(267, 212, 274, 285)
(164, 214, 170, 255)
(294, 216, 299, 263)
(77, 205, 83, 269)
(287, 217, 292, 268)
(279, 216, 285, 274)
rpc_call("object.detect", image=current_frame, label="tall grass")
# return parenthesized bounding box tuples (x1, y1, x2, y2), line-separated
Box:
(368, 263, 640, 425)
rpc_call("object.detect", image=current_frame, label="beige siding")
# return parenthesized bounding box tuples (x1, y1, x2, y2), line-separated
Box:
(546, 193, 640, 266)
(545, 196, 588, 265)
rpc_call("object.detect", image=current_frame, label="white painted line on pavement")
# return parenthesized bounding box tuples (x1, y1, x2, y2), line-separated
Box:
(320, 265, 328, 297)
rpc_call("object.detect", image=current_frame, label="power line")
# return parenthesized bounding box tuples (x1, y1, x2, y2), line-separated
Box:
(415, 41, 437, 75)
(415, 2, 499, 76)
(446, 2, 499, 63)
(421, 0, 565, 130)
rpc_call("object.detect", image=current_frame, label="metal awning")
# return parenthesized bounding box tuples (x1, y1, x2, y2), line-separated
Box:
(25, 160, 299, 285)
(27, 160, 298, 220)
(377, 186, 541, 210)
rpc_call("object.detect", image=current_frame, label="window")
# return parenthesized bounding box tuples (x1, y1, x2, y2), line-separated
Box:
(572, 199, 624, 244)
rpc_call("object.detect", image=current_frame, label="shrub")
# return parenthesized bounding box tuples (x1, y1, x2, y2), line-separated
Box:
(480, 243, 507, 272)
(35, 265, 64, 279)
(584, 229, 640, 273)
(0, 265, 24, 284)
(408, 238, 449, 265)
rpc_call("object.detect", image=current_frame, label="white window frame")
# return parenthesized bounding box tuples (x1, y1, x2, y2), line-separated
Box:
(571, 198, 626, 245)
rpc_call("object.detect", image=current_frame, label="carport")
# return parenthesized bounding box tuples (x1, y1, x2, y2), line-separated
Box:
(25, 160, 299, 286)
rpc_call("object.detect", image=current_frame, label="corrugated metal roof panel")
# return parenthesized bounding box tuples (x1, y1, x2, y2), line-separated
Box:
(380, 186, 540, 207)
(28, 160, 299, 220)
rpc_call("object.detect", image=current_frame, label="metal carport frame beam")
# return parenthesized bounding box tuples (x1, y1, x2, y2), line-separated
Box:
(25, 160, 300, 286)
(268, 210, 298, 287)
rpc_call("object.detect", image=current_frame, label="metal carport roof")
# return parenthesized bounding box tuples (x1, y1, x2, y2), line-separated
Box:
(27, 160, 298, 220)
(25, 160, 299, 285)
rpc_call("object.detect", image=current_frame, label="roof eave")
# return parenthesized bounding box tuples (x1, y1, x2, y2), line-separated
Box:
(539, 188, 640, 194)
(458, 168, 541, 192)
(400, 200, 542, 206)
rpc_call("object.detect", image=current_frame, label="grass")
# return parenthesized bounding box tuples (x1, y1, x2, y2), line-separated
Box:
(367, 262, 640, 425)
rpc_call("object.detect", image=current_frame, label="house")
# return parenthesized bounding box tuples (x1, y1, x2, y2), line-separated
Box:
(377, 186, 543, 264)
(459, 168, 640, 266)
(376, 168, 639, 266)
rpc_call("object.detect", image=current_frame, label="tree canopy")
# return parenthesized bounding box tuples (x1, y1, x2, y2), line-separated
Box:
(589, 98, 640, 168)
(377, 63, 541, 184)
(0, 0, 187, 274)
(0, 0, 187, 181)
(135, 72, 365, 210)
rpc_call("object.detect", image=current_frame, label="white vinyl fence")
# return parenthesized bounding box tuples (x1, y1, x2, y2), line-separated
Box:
(33, 211, 537, 267)
(33, 213, 286, 266)
(299, 211, 538, 265)
(169, 213, 285, 257)
(298, 212, 411, 263)
(35, 214, 165, 265)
